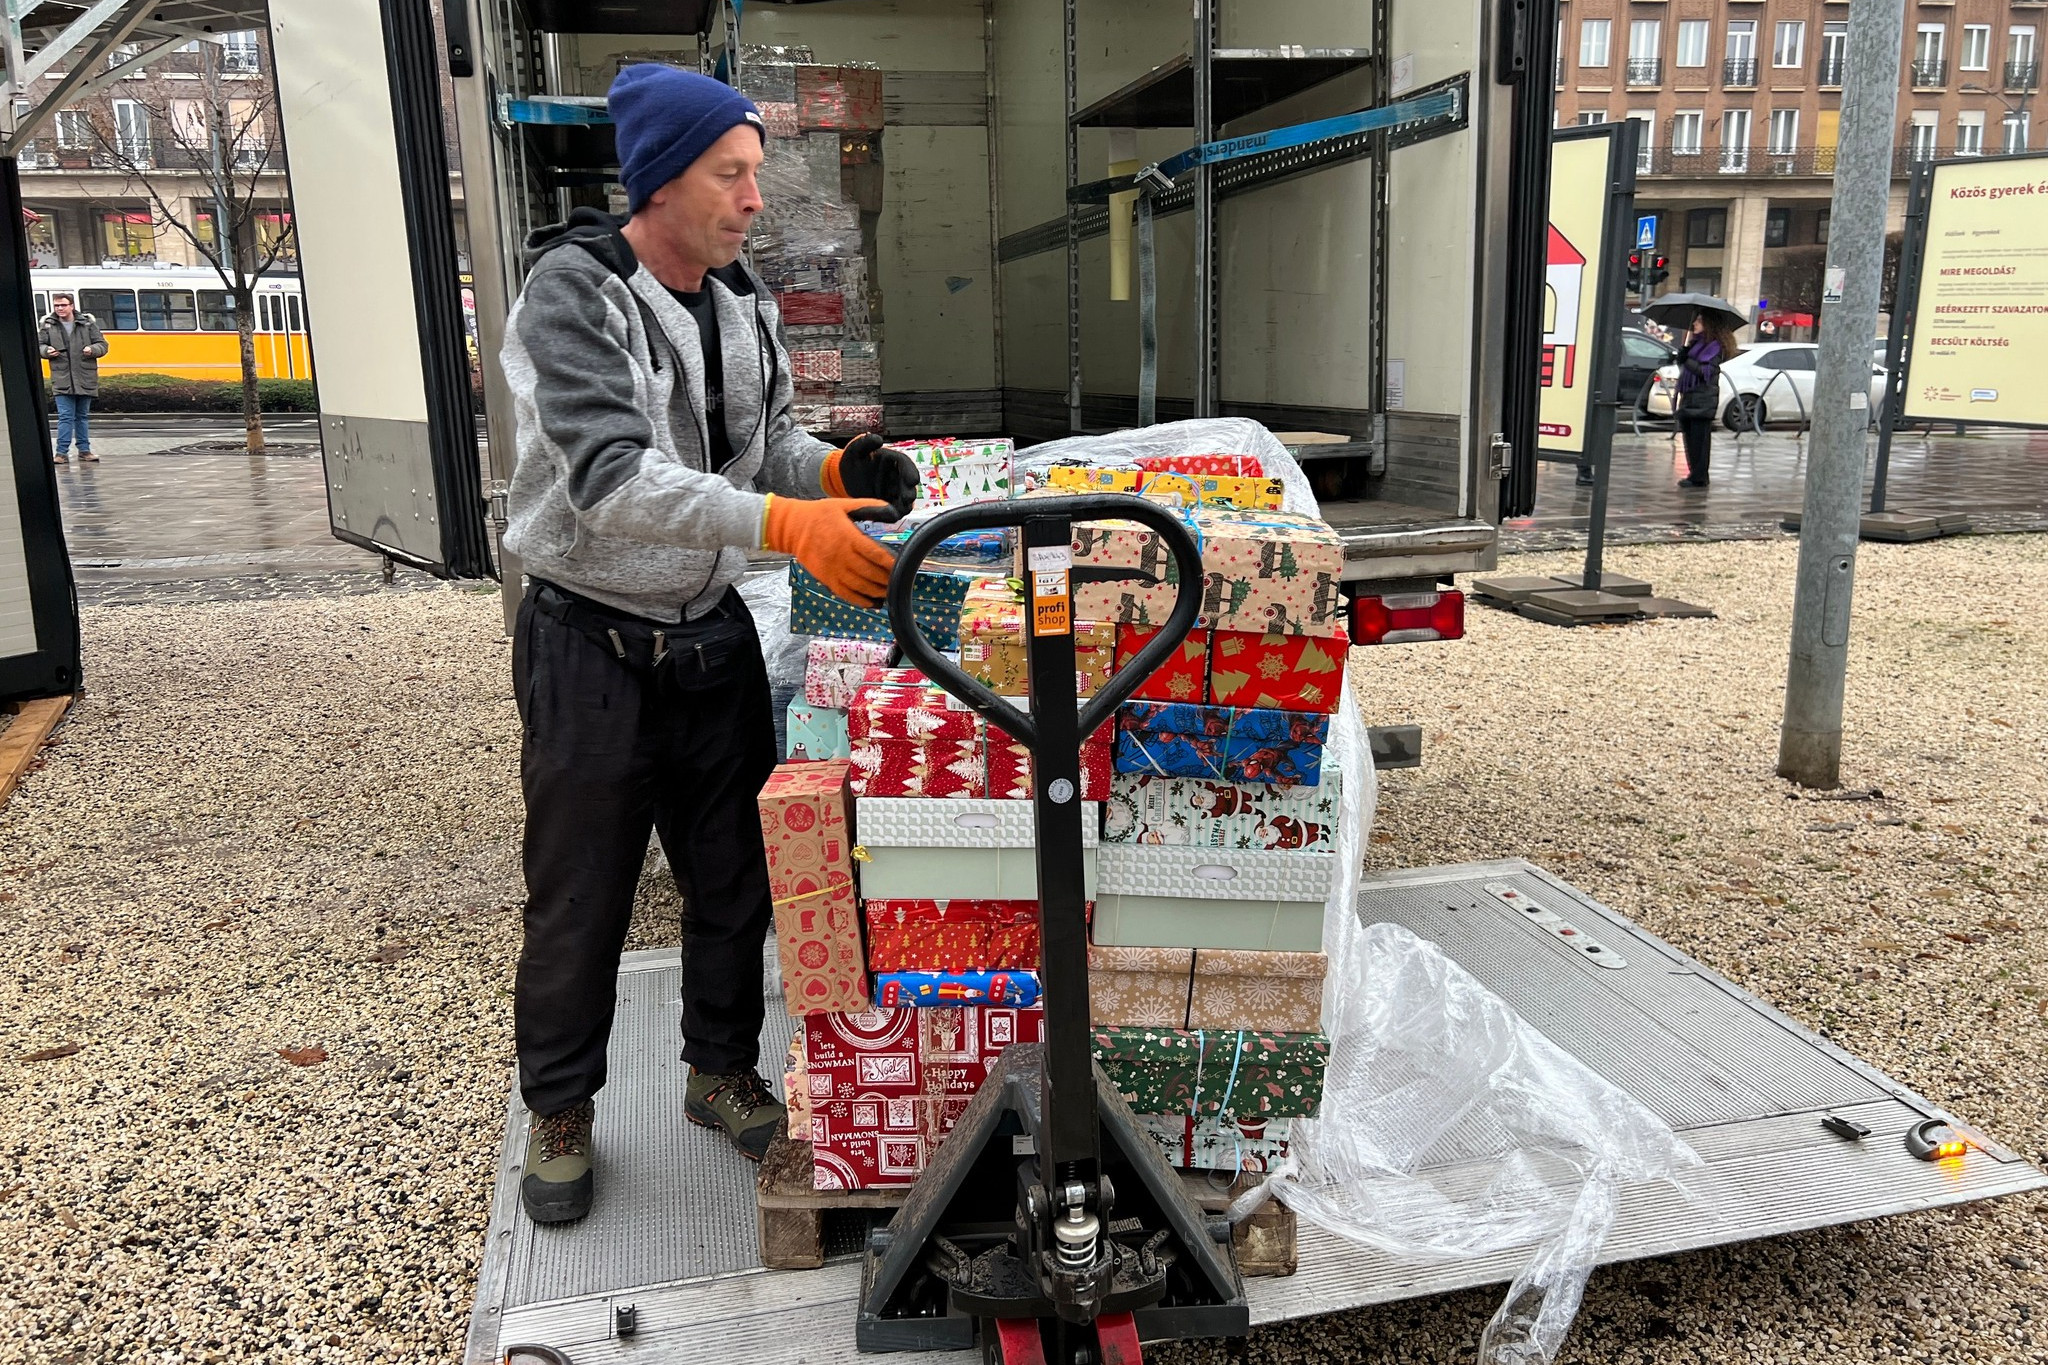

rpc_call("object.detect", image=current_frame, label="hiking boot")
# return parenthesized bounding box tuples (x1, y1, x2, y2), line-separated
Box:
(685, 1067, 785, 1161)
(521, 1099, 595, 1224)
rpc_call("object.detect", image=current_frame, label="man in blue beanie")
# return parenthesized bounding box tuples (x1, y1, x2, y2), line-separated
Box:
(500, 63, 919, 1224)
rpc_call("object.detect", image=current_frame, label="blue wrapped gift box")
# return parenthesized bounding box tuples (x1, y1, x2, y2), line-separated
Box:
(787, 562, 975, 648)
(1112, 702, 1327, 787)
(785, 698, 851, 762)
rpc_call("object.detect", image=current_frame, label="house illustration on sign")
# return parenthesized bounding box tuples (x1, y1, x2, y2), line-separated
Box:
(1542, 224, 1585, 389)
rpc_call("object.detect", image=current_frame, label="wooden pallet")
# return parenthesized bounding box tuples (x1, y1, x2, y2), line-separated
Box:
(757, 1133, 1297, 1276)
(0, 696, 72, 811)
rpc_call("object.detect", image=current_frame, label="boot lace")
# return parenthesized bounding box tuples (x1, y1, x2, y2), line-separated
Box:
(705, 1070, 778, 1118)
(533, 1099, 594, 1162)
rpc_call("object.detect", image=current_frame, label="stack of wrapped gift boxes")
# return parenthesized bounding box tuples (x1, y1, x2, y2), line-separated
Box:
(772, 447, 1344, 1186)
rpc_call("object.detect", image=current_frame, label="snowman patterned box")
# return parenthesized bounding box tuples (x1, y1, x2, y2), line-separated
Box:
(1101, 752, 1343, 852)
(757, 762, 870, 1015)
(804, 1005, 1045, 1189)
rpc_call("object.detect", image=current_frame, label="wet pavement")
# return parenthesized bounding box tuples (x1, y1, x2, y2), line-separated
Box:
(39, 415, 2048, 605)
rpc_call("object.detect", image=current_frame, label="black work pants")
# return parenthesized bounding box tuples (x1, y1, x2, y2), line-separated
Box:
(512, 580, 779, 1118)
(1678, 412, 1713, 485)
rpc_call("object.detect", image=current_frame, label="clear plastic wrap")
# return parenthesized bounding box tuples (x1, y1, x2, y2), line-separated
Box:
(738, 566, 807, 756)
(1232, 922, 1705, 1365)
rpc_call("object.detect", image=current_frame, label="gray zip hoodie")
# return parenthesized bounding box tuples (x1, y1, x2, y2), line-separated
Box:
(500, 209, 832, 622)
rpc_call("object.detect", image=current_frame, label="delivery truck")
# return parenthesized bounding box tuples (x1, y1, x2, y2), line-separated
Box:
(245, 0, 2048, 1361)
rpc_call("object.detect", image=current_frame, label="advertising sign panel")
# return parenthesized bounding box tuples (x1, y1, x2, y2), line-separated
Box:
(1538, 133, 1616, 455)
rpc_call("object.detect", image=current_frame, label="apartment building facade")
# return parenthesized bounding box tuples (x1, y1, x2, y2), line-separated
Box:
(1555, 0, 2042, 331)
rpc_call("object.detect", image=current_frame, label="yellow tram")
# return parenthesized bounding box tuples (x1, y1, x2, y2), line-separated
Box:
(29, 266, 312, 382)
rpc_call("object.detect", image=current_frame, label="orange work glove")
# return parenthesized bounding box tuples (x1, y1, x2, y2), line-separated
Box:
(763, 494, 900, 608)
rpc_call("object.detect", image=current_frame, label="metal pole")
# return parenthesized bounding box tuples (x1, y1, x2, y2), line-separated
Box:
(1064, 0, 1080, 433)
(1192, 0, 1216, 417)
(1870, 158, 1930, 514)
(1580, 121, 1640, 593)
(1777, 0, 1907, 789)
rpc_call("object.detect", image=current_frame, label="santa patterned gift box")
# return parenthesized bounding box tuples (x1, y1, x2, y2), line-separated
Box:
(1113, 702, 1329, 788)
(1136, 1113, 1294, 1174)
(787, 562, 976, 647)
(1091, 1026, 1329, 1121)
(1088, 946, 1326, 1033)
(958, 576, 1115, 697)
(1133, 453, 1265, 477)
(1190, 506, 1346, 638)
(1136, 471, 1286, 511)
(757, 762, 870, 1015)
(784, 698, 851, 762)
(804, 637, 894, 709)
(1101, 752, 1344, 852)
(1205, 626, 1348, 714)
(805, 1005, 1044, 1189)
(863, 899, 1045, 973)
(875, 970, 1043, 1009)
(1115, 625, 1210, 704)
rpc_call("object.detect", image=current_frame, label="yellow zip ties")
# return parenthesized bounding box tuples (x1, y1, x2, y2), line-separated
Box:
(769, 846, 871, 909)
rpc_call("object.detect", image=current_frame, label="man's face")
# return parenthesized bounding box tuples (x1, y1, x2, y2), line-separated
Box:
(53, 297, 73, 320)
(642, 123, 765, 274)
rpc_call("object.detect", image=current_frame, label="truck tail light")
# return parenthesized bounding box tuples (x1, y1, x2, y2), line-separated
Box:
(1351, 590, 1465, 646)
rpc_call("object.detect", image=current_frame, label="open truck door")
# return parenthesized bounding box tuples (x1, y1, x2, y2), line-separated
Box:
(266, 0, 493, 580)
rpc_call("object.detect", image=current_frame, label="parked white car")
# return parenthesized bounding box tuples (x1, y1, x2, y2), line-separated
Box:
(1646, 342, 1889, 430)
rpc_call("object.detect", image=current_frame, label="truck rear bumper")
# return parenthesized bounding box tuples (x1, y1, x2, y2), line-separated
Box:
(1326, 500, 1499, 581)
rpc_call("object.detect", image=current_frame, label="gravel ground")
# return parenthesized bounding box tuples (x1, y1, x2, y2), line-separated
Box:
(1, 537, 2043, 1364)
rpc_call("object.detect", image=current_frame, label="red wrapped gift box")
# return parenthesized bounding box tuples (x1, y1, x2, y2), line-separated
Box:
(1134, 453, 1264, 477)
(1116, 625, 1210, 703)
(1206, 626, 1349, 714)
(849, 737, 986, 798)
(849, 678, 980, 743)
(777, 290, 844, 326)
(985, 730, 1112, 802)
(863, 899, 1045, 973)
(757, 762, 870, 1016)
(797, 64, 884, 131)
(804, 1005, 1044, 1188)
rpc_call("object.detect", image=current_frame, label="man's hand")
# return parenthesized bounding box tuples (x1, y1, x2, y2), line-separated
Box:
(823, 433, 920, 519)
(763, 494, 900, 607)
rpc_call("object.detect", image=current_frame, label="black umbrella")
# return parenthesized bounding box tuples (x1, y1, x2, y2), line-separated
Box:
(1641, 292, 1747, 333)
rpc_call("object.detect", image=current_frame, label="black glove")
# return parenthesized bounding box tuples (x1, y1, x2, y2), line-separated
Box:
(833, 432, 921, 518)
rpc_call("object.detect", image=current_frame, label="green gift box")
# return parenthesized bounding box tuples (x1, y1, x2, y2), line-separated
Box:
(1090, 1026, 1328, 1120)
(788, 562, 975, 647)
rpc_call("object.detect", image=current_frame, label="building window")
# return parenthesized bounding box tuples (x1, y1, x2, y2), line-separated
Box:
(2010, 27, 2037, 89)
(1672, 110, 1704, 156)
(1819, 23, 1848, 86)
(1580, 19, 1612, 69)
(1576, 111, 1607, 126)
(1816, 209, 1830, 245)
(54, 108, 90, 150)
(1687, 207, 1727, 248)
(1956, 111, 1984, 155)
(1909, 111, 1939, 162)
(220, 30, 261, 73)
(2005, 110, 2031, 153)
(1914, 25, 1947, 86)
(1676, 21, 1708, 69)
(99, 212, 156, 261)
(1769, 108, 1799, 153)
(1628, 20, 1662, 84)
(1721, 109, 1752, 171)
(112, 99, 151, 163)
(1961, 25, 1991, 71)
(1773, 22, 1805, 68)
(1765, 207, 1791, 248)
(1726, 21, 1758, 62)
(1629, 111, 1656, 172)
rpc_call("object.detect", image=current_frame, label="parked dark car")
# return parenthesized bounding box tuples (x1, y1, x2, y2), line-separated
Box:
(1619, 326, 1677, 413)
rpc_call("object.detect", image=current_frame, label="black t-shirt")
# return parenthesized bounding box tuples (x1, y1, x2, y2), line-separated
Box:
(668, 286, 734, 470)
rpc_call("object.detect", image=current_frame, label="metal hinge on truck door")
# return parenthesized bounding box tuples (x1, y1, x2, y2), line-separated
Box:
(1488, 433, 1512, 480)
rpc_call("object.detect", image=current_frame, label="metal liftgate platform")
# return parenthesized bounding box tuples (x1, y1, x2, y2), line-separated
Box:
(466, 856, 2048, 1363)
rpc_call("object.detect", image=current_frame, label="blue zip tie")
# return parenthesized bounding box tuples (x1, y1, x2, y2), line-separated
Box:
(1215, 1029, 1247, 1121)
(1188, 1029, 1206, 1119)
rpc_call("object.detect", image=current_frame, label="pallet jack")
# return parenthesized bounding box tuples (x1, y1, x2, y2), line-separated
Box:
(859, 495, 1248, 1363)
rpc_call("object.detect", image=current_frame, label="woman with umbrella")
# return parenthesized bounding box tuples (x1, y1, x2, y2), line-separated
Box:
(1646, 293, 1745, 489)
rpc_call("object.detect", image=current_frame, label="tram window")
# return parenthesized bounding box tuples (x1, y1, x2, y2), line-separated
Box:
(257, 294, 276, 332)
(33, 292, 47, 317)
(79, 289, 138, 330)
(286, 293, 303, 333)
(139, 289, 198, 331)
(198, 290, 238, 331)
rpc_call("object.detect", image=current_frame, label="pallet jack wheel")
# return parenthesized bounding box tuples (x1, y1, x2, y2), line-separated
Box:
(985, 1312, 1142, 1365)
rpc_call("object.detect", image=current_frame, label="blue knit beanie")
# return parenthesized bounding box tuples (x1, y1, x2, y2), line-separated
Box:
(610, 64, 765, 212)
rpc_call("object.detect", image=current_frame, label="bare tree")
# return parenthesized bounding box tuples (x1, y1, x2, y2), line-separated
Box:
(81, 40, 295, 452)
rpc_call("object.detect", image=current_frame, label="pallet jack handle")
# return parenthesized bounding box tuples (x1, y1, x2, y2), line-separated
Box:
(884, 494, 1204, 1339)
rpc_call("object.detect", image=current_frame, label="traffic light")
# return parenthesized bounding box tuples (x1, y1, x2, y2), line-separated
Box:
(1627, 251, 1644, 295)
(1648, 254, 1670, 290)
